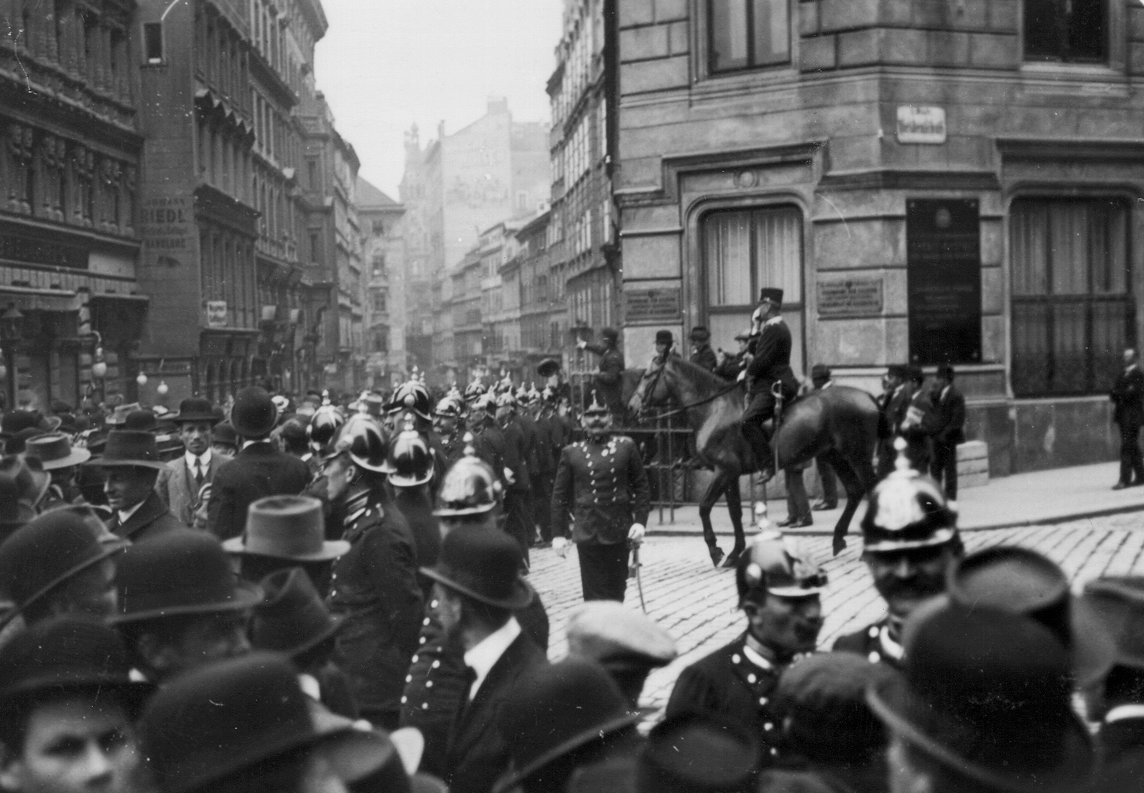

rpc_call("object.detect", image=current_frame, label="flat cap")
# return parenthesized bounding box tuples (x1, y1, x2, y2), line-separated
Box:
(566, 602, 676, 671)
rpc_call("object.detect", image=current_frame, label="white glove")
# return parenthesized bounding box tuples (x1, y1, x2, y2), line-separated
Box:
(576, 338, 587, 350)
(628, 523, 646, 544)
(552, 537, 570, 558)
(736, 369, 747, 383)
(503, 467, 516, 486)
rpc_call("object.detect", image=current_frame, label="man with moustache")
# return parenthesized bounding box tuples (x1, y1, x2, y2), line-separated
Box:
(666, 533, 826, 766)
(832, 439, 962, 669)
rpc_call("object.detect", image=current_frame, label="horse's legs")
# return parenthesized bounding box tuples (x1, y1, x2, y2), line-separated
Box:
(723, 476, 745, 568)
(699, 468, 731, 567)
(824, 449, 865, 556)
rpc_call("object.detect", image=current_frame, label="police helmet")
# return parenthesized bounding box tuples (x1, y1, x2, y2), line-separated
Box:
(735, 534, 827, 606)
(389, 380, 432, 421)
(386, 414, 434, 488)
(433, 396, 462, 419)
(309, 403, 345, 447)
(860, 439, 958, 553)
(326, 414, 392, 474)
(433, 433, 502, 517)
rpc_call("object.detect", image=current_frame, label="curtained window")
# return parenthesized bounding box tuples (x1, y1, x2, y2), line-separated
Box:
(1010, 198, 1132, 396)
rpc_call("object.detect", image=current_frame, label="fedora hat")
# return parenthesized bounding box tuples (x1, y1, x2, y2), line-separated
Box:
(493, 657, 641, 793)
(867, 599, 1094, 793)
(124, 409, 158, 431)
(251, 567, 344, 659)
(230, 386, 279, 438)
(213, 420, 238, 449)
(24, 432, 91, 470)
(946, 545, 1115, 687)
(420, 525, 533, 610)
(110, 529, 262, 624)
(86, 430, 167, 470)
(0, 511, 125, 628)
(0, 615, 152, 705)
(139, 652, 392, 793)
(170, 397, 219, 425)
(638, 713, 760, 793)
(223, 496, 349, 562)
(1081, 576, 1144, 671)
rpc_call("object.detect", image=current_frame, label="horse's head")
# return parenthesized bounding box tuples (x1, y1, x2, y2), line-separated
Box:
(628, 356, 671, 419)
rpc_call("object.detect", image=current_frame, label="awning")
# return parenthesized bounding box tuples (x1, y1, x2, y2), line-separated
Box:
(0, 286, 81, 313)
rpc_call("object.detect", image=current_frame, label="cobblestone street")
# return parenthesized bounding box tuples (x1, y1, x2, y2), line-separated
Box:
(527, 510, 1144, 718)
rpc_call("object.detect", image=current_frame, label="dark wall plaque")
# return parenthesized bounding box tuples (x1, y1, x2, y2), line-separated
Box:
(625, 287, 681, 323)
(818, 278, 883, 316)
(907, 199, 982, 364)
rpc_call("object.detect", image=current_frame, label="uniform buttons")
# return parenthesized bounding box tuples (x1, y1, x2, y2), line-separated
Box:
(764, 722, 774, 731)
(759, 697, 768, 706)
(401, 696, 408, 704)
(868, 652, 881, 663)
(426, 680, 434, 688)
(420, 636, 427, 645)
(747, 673, 757, 684)
(411, 654, 419, 663)
(732, 653, 741, 664)
(432, 660, 441, 669)
(868, 626, 879, 638)
(405, 675, 412, 683)
(421, 702, 428, 709)
(770, 748, 779, 757)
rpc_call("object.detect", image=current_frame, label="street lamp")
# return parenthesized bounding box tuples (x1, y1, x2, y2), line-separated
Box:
(90, 330, 108, 381)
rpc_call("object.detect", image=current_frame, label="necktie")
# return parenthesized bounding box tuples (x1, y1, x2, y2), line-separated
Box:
(194, 458, 204, 488)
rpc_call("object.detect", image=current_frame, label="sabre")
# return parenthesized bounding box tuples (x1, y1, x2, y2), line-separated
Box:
(629, 542, 647, 613)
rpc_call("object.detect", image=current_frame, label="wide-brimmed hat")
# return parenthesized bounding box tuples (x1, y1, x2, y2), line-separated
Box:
(493, 657, 641, 793)
(103, 403, 141, 427)
(251, 567, 344, 659)
(170, 397, 219, 425)
(85, 430, 167, 470)
(230, 386, 279, 438)
(0, 410, 58, 439)
(688, 326, 710, 343)
(222, 496, 349, 562)
(139, 652, 393, 793)
(24, 432, 91, 470)
(1081, 576, 1144, 671)
(947, 545, 1115, 687)
(867, 598, 1094, 793)
(110, 529, 262, 624)
(420, 525, 533, 610)
(638, 713, 760, 793)
(0, 511, 125, 628)
(0, 615, 152, 706)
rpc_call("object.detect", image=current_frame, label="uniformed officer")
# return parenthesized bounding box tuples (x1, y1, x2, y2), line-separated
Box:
(665, 532, 826, 767)
(689, 326, 718, 372)
(577, 327, 625, 418)
(832, 439, 962, 670)
(496, 390, 533, 565)
(551, 392, 650, 602)
(740, 288, 800, 481)
(433, 395, 466, 465)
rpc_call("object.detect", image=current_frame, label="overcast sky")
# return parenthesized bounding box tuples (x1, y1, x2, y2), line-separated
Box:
(315, 0, 563, 198)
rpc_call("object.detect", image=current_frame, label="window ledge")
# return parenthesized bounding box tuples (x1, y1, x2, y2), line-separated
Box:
(690, 65, 799, 103)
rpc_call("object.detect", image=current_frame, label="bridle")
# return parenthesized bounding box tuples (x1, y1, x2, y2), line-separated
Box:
(634, 357, 741, 421)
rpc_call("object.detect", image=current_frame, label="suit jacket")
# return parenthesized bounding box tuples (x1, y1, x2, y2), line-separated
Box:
(445, 632, 547, 793)
(110, 491, 185, 542)
(690, 344, 718, 373)
(551, 434, 650, 545)
(207, 442, 311, 540)
(746, 319, 798, 397)
(584, 343, 625, 414)
(1111, 366, 1144, 426)
(1094, 716, 1144, 793)
(932, 385, 966, 446)
(500, 418, 530, 493)
(156, 452, 230, 526)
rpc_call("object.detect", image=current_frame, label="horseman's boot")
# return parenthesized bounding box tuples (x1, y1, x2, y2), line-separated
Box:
(741, 421, 775, 483)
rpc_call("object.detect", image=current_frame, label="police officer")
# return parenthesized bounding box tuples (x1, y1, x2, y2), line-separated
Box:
(665, 532, 826, 766)
(689, 326, 718, 372)
(496, 390, 533, 565)
(832, 440, 962, 670)
(740, 288, 799, 481)
(551, 392, 650, 602)
(577, 327, 625, 418)
(432, 395, 466, 465)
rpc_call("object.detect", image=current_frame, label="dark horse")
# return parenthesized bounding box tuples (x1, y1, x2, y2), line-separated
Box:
(629, 356, 881, 560)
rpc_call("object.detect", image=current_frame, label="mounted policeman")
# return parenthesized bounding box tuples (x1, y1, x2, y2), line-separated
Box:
(740, 288, 800, 481)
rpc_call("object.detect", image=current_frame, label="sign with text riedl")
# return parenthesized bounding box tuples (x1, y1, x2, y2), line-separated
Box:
(206, 301, 228, 328)
(897, 106, 946, 144)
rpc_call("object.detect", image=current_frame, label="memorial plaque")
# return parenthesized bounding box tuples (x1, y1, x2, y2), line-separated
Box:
(907, 199, 981, 364)
(625, 287, 681, 323)
(817, 278, 883, 317)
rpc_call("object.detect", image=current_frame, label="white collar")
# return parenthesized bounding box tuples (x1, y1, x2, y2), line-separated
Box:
(298, 673, 321, 702)
(117, 498, 148, 525)
(300, 451, 313, 462)
(1128, 364, 1139, 374)
(463, 617, 521, 700)
(878, 624, 905, 661)
(242, 439, 270, 449)
(1106, 704, 1144, 724)
(940, 385, 951, 400)
(763, 316, 784, 328)
(184, 449, 212, 469)
(741, 642, 774, 671)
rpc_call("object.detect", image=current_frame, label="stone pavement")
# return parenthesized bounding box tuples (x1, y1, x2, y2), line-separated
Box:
(526, 462, 1144, 720)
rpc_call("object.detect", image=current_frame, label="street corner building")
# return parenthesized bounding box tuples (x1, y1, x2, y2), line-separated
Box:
(614, 0, 1144, 477)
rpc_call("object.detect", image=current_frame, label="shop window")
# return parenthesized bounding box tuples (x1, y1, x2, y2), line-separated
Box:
(708, 0, 790, 74)
(1024, 0, 1106, 63)
(702, 205, 804, 366)
(1010, 198, 1132, 397)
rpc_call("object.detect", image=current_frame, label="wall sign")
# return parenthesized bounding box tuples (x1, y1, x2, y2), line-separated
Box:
(906, 199, 982, 365)
(625, 287, 681, 323)
(897, 106, 947, 144)
(817, 278, 883, 317)
(206, 301, 228, 328)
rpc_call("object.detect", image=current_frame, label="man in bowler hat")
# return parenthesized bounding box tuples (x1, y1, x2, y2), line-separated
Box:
(156, 396, 229, 526)
(208, 386, 311, 540)
(420, 525, 547, 793)
(87, 430, 184, 541)
(1110, 346, 1144, 489)
(0, 617, 151, 793)
(740, 288, 799, 481)
(688, 326, 717, 372)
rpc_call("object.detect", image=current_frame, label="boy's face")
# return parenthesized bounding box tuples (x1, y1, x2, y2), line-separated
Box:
(0, 695, 139, 793)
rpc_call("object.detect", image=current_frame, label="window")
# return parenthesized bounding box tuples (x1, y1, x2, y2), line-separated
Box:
(708, 0, 790, 74)
(143, 22, 163, 64)
(1010, 198, 1132, 397)
(1024, 0, 1105, 63)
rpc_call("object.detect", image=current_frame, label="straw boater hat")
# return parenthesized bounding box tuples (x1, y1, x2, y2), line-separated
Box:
(23, 432, 91, 470)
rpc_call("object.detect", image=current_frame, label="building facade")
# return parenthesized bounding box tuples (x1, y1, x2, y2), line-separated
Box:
(512, 209, 557, 382)
(0, 0, 145, 411)
(615, 0, 1144, 474)
(357, 176, 405, 389)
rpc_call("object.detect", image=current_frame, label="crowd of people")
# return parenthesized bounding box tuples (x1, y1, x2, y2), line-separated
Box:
(0, 287, 1137, 792)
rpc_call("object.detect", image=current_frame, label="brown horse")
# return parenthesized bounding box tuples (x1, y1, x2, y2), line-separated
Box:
(629, 356, 880, 561)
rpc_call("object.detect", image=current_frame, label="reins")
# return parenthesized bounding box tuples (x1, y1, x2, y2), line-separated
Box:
(635, 361, 742, 421)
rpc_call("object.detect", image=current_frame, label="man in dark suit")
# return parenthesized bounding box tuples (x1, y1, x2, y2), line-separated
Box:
(740, 288, 799, 482)
(207, 386, 311, 541)
(929, 363, 966, 500)
(496, 391, 533, 564)
(898, 365, 938, 474)
(1111, 347, 1144, 489)
(157, 397, 229, 526)
(876, 365, 908, 479)
(665, 534, 825, 767)
(809, 364, 838, 510)
(421, 525, 547, 793)
(577, 327, 625, 419)
(89, 430, 186, 541)
(688, 326, 718, 372)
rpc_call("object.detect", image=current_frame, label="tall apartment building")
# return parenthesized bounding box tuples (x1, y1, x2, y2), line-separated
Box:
(0, 0, 144, 410)
(616, 0, 1144, 474)
(547, 0, 619, 363)
(357, 176, 405, 388)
